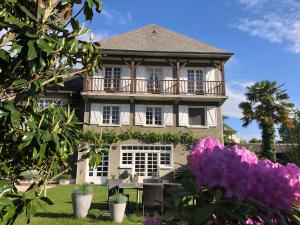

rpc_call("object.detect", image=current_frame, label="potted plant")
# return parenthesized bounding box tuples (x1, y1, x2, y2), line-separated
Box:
(59, 173, 71, 185)
(119, 170, 131, 183)
(71, 183, 93, 218)
(109, 192, 128, 223)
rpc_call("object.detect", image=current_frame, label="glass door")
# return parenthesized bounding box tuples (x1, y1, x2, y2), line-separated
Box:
(104, 67, 121, 91)
(88, 154, 109, 184)
(147, 69, 162, 93)
(147, 152, 159, 177)
(187, 69, 204, 93)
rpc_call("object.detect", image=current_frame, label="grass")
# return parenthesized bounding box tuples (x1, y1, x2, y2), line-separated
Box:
(5, 185, 144, 225)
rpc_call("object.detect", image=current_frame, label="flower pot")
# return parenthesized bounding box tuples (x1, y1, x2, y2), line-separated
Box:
(72, 194, 93, 218)
(109, 203, 126, 223)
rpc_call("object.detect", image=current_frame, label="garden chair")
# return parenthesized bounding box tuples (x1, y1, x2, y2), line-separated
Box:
(142, 184, 163, 216)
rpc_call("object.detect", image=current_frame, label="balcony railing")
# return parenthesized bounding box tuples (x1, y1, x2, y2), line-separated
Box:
(83, 77, 225, 96)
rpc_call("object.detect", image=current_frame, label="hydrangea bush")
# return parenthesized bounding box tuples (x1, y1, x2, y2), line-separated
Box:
(161, 137, 300, 225)
(188, 137, 300, 211)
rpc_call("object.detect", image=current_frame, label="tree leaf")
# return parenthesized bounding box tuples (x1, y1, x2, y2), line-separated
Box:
(12, 79, 27, 86)
(19, 5, 37, 21)
(10, 43, 23, 54)
(40, 197, 54, 205)
(0, 49, 9, 61)
(27, 40, 38, 60)
(86, 0, 93, 8)
(22, 132, 34, 142)
(37, 39, 53, 54)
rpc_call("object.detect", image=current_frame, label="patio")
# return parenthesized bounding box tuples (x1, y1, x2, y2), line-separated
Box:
(12, 185, 144, 225)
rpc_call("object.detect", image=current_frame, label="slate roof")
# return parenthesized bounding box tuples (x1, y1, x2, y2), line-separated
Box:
(99, 24, 230, 55)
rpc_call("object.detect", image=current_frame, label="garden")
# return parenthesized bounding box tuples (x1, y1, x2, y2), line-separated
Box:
(0, 0, 300, 224)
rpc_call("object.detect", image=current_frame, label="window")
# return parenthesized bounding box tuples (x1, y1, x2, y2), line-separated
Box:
(102, 106, 120, 125)
(146, 107, 162, 125)
(39, 98, 66, 109)
(147, 68, 162, 93)
(187, 69, 204, 93)
(188, 107, 206, 126)
(120, 145, 172, 177)
(104, 67, 121, 91)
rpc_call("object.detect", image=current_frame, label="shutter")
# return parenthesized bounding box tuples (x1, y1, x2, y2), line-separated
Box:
(178, 105, 188, 127)
(180, 68, 188, 93)
(135, 104, 145, 125)
(163, 105, 173, 126)
(120, 104, 130, 125)
(121, 66, 131, 92)
(90, 103, 101, 125)
(92, 68, 104, 91)
(136, 66, 146, 92)
(205, 67, 215, 81)
(205, 67, 215, 94)
(163, 67, 173, 93)
(207, 106, 217, 127)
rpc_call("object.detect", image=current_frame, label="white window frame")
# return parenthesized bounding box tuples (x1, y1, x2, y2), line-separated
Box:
(119, 144, 173, 175)
(144, 105, 164, 127)
(186, 67, 205, 93)
(187, 106, 208, 128)
(39, 97, 67, 109)
(103, 66, 122, 90)
(101, 104, 121, 126)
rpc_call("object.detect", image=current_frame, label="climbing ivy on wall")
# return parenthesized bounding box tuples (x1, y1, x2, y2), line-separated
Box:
(83, 129, 201, 150)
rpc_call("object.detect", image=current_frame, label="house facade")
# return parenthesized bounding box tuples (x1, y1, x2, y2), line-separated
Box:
(43, 24, 232, 184)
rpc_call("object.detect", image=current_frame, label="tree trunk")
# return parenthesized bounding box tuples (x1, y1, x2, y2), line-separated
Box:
(261, 124, 276, 161)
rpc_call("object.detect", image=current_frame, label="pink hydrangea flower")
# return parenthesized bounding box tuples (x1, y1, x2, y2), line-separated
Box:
(187, 137, 300, 211)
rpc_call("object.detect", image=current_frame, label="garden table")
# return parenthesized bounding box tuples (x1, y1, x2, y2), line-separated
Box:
(119, 182, 181, 210)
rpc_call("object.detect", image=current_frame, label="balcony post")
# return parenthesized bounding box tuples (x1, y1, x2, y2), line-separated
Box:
(131, 60, 135, 94)
(176, 61, 180, 94)
(221, 61, 226, 95)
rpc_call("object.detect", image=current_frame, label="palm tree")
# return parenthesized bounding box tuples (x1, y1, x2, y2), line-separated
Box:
(239, 81, 294, 161)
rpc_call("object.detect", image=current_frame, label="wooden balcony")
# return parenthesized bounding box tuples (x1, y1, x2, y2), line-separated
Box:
(83, 77, 225, 97)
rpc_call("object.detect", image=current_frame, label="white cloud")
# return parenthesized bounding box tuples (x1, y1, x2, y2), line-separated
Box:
(238, 0, 267, 8)
(78, 30, 111, 42)
(101, 9, 132, 25)
(235, 0, 300, 53)
(222, 79, 254, 119)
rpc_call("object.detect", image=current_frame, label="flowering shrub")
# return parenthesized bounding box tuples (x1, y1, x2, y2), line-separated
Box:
(161, 137, 299, 225)
(187, 137, 300, 211)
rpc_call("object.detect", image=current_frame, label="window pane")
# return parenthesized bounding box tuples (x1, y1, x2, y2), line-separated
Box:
(160, 152, 171, 165)
(122, 152, 133, 165)
(103, 106, 110, 124)
(195, 70, 203, 91)
(111, 106, 120, 124)
(188, 70, 195, 93)
(104, 67, 112, 89)
(113, 68, 121, 90)
(154, 107, 162, 125)
(146, 107, 153, 124)
(188, 108, 206, 126)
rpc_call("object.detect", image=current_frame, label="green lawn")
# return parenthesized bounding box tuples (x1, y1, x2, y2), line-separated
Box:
(6, 185, 144, 225)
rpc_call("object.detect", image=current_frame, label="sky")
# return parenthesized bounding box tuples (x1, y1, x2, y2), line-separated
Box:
(80, 0, 300, 141)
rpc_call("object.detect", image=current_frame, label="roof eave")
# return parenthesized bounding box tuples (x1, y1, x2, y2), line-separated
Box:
(100, 49, 233, 60)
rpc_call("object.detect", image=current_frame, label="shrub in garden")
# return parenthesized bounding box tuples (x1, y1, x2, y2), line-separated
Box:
(162, 137, 300, 225)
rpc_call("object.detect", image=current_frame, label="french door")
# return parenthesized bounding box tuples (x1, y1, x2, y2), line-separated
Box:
(88, 154, 109, 184)
(104, 67, 121, 91)
(187, 69, 204, 93)
(134, 152, 159, 178)
(147, 69, 162, 93)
